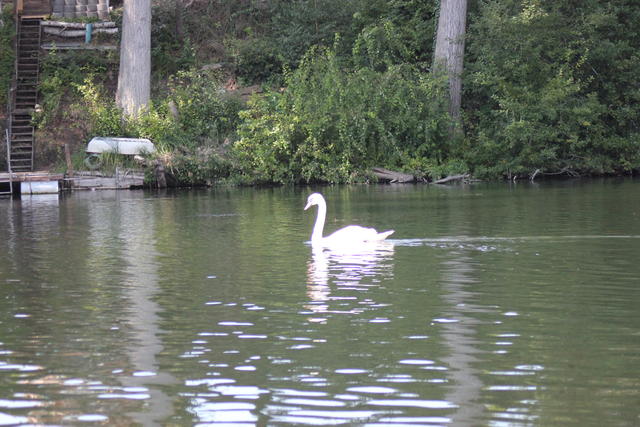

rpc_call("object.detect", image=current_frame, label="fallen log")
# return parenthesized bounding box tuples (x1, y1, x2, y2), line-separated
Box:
(433, 173, 470, 184)
(372, 167, 416, 183)
(43, 27, 119, 37)
(41, 21, 116, 29)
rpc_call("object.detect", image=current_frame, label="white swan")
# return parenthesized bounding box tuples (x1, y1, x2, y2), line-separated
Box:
(304, 193, 394, 245)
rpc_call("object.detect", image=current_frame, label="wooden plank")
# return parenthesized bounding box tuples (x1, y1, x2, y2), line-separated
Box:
(41, 42, 118, 51)
(0, 172, 64, 183)
(69, 176, 145, 189)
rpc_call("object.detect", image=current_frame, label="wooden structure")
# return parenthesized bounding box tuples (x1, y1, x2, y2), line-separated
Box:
(16, 0, 51, 18)
(4, 0, 116, 179)
(66, 170, 145, 190)
(8, 16, 41, 172)
(16, 0, 110, 19)
(0, 170, 64, 196)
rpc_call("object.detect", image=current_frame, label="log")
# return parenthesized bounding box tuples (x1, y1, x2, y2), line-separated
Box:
(43, 27, 119, 37)
(372, 167, 416, 183)
(433, 173, 470, 184)
(41, 42, 118, 50)
(41, 21, 117, 29)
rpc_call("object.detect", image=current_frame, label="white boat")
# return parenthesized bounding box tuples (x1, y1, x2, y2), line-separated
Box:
(86, 137, 156, 155)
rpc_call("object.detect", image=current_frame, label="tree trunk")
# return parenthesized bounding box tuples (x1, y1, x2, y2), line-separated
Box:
(433, 0, 468, 127)
(116, 0, 151, 118)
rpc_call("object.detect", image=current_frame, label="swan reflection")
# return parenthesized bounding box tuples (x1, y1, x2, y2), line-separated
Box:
(305, 242, 395, 319)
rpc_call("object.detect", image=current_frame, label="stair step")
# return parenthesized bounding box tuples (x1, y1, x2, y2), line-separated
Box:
(11, 140, 34, 146)
(11, 134, 34, 140)
(11, 147, 33, 152)
(11, 151, 33, 157)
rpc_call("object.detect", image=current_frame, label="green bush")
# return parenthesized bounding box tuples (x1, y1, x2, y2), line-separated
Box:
(228, 37, 282, 85)
(233, 46, 453, 184)
(74, 69, 241, 183)
(0, 5, 15, 110)
(35, 49, 116, 129)
(164, 68, 243, 147)
(465, 0, 640, 178)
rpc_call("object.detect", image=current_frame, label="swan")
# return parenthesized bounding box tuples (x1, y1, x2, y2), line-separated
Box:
(304, 193, 394, 245)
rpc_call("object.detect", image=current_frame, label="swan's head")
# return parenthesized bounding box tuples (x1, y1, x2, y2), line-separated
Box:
(304, 193, 325, 210)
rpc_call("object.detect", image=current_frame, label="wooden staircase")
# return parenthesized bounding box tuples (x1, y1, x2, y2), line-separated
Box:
(19, 0, 52, 19)
(9, 17, 41, 172)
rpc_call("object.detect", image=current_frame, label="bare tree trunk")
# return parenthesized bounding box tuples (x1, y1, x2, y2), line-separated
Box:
(433, 0, 468, 127)
(116, 0, 151, 118)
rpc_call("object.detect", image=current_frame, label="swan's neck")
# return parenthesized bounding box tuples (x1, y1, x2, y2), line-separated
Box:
(311, 199, 327, 242)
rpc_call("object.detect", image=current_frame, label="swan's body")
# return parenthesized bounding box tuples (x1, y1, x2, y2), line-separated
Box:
(304, 193, 394, 245)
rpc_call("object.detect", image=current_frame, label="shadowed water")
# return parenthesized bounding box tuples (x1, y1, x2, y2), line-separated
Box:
(0, 179, 639, 425)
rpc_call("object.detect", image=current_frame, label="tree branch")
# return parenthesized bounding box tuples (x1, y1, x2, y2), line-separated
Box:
(433, 174, 470, 184)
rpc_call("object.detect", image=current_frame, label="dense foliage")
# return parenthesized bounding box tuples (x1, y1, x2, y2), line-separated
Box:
(23, 0, 640, 183)
(234, 46, 455, 184)
(227, 0, 640, 182)
(0, 5, 15, 112)
(465, 0, 640, 178)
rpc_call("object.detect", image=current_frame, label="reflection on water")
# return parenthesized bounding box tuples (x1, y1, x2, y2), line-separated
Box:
(439, 254, 490, 425)
(1, 181, 639, 425)
(305, 242, 394, 320)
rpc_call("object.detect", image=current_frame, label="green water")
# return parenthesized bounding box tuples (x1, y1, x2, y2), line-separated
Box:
(0, 179, 639, 426)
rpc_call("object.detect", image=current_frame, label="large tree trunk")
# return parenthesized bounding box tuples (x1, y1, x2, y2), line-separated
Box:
(116, 0, 151, 118)
(433, 0, 468, 127)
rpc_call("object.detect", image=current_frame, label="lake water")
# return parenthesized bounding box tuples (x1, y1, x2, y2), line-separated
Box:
(0, 179, 639, 426)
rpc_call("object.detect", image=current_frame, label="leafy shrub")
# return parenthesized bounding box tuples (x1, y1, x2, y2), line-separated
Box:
(159, 146, 233, 186)
(74, 69, 240, 183)
(234, 46, 452, 184)
(150, 0, 196, 80)
(465, 0, 640, 177)
(228, 37, 282, 85)
(164, 68, 243, 147)
(35, 49, 116, 129)
(0, 4, 15, 109)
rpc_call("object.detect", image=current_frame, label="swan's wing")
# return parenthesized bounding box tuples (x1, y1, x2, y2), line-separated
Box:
(325, 225, 394, 243)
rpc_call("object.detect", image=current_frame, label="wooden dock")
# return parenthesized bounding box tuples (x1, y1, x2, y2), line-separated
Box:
(0, 171, 64, 183)
(66, 170, 145, 190)
(0, 170, 145, 193)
